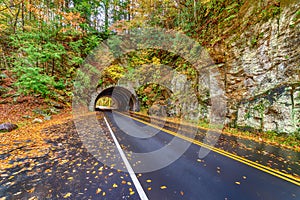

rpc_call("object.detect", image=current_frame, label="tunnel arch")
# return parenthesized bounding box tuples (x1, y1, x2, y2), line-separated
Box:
(94, 86, 139, 111)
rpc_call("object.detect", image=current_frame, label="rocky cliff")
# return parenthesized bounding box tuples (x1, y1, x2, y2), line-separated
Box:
(212, 1, 300, 134)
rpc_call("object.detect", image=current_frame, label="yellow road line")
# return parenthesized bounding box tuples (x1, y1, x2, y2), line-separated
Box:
(116, 111, 300, 186)
(126, 112, 300, 181)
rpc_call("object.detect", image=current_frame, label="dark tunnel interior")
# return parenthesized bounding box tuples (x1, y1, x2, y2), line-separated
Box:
(94, 86, 139, 111)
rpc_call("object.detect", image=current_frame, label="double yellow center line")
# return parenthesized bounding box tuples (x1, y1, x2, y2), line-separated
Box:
(116, 111, 300, 186)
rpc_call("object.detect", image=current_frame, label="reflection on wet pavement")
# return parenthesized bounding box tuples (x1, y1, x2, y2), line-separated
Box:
(0, 115, 140, 200)
(129, 112, 300, 179)
(0, 111, 299, 199)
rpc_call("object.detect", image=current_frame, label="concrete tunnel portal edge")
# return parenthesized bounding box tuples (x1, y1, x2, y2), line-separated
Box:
(92, 86, 140, 111)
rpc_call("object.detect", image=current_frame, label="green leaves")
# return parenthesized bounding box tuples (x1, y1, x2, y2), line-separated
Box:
(13, 66, 54, 97)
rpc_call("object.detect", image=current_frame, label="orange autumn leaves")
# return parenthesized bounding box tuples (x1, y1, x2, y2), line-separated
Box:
(26, 2, 84, 32)
(0, 109, 71, 171)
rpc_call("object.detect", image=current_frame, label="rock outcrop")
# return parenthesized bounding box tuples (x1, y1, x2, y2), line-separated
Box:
(0, 123, 18, 132)
(216, 2, 300, 134)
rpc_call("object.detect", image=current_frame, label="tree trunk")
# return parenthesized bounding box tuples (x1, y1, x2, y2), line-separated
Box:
(2, 52, 9, 69)
(29, 0, 32, 20)
(52, 58, 55, 76)
(194, 0, 197, 23)
(13, 4, 21, 33)
(104, 0, 109, 31)
(21, 0, 24, 31)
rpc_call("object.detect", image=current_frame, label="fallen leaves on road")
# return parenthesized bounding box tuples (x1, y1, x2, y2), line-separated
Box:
(129, 188, 135, 195)
(160, 185, 167, 189)
(96, 188, 102, 194)
(0, 113, 140, 199)
(0, 108, 71, 172)
(63, 192, 72, 198)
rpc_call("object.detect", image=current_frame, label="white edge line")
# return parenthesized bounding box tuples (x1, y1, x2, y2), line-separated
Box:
(104, 117, 149, 200)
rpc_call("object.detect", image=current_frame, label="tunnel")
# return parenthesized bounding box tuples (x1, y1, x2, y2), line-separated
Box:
(94, 86, 139, 111)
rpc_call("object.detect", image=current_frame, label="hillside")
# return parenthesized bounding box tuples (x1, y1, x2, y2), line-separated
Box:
(0, 0, 299, 145)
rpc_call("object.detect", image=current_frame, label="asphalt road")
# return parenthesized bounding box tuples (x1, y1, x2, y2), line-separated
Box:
(104, 111, 300, 200)
(1, 111, 299, 200)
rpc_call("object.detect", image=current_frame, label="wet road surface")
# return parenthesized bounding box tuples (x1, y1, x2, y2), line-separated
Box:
(105, 111, 300, 200)
(0, 111, 299, 199)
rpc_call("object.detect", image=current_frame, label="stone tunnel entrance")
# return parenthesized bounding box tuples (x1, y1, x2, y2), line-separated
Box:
(94, 86, 139, 111)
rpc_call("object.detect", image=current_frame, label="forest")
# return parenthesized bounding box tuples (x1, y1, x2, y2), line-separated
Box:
(0, 0, 277, 99)
(1, 0, 299, 146)
(1, 1, 300, 199)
